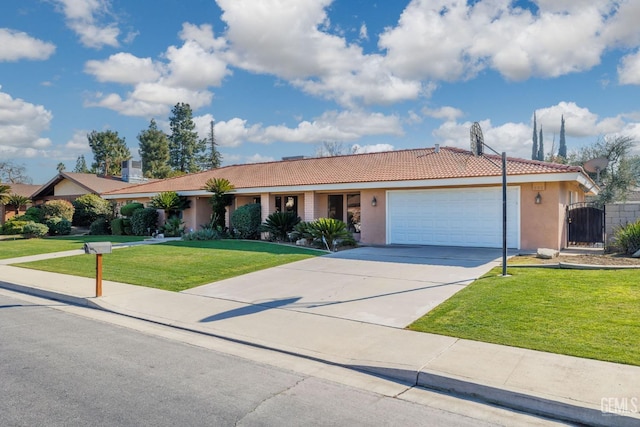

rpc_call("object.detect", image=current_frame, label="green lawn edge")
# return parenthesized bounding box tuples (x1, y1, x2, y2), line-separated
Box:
(408, 266, 640, 366)
(0, 235, 146, 260)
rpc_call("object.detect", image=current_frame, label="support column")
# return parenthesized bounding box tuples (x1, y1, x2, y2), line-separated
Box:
(303, 191, 316, 222)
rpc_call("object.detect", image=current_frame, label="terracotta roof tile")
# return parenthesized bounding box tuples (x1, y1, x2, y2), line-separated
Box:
(104, 147, 585, 196)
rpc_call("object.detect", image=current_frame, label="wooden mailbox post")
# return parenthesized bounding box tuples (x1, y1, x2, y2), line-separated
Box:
(83, 242, 112, 297)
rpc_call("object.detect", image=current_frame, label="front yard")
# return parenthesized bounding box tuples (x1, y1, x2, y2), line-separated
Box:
(408, 267, 640, 366)
(0, 235, 145, 260)
(13, 240, 322, 292)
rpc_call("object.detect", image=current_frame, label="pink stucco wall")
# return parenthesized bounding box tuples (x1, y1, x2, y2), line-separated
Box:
(359, 189, 385, 245)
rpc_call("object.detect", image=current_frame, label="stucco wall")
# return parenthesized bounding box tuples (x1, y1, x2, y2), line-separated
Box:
(54, 180, 87, 196)
(359, 189, 385, 245)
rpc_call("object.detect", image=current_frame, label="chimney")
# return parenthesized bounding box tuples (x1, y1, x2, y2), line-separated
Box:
(121, 159, 145, 183)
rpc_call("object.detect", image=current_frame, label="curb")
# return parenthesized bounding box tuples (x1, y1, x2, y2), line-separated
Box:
(508, 263, 640, 270)
(2, 282, 639, 427)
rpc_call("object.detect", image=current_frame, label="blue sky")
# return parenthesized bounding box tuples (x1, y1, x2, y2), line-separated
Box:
(2, 0, 640, 184)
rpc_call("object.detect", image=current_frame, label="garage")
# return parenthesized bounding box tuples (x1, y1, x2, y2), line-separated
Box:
(387, 187, 520, 248)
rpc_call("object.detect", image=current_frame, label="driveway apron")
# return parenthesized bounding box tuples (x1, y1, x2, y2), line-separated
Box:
(183, 246, 505, 328)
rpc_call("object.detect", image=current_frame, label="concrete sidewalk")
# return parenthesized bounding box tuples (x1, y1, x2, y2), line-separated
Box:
(0, 257, 639, 426)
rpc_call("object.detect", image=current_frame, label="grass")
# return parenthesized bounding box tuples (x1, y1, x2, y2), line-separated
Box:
(0, 235, 145, 260)
(408, 267, 640, 366)
(14, 240, 322, 292)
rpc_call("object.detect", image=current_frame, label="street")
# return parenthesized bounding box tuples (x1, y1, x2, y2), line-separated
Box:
(0, 290, 559, 426)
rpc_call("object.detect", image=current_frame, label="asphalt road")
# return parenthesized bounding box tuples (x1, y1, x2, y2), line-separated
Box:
(0, 291, 559, 426)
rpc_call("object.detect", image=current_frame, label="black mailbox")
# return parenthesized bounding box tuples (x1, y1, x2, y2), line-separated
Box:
(83, 242, 112, 254)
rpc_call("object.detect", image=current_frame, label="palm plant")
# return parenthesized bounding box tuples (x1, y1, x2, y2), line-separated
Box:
(6, 193, 31, 215)
(260, 212, 300, 242)
(308, 218, 352, 251)
(0, 184, 10, 205)
(202, 177, 235, 229)
(150, 191, 181, 223)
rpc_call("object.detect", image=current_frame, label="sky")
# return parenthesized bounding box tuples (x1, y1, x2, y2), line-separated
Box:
(2, 0, 640, 184)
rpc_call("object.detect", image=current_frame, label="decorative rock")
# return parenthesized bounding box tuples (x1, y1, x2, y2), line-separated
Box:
(295, 238, 308, 246)
(537, 248, 559, 259)
(632, 249, 640, 258)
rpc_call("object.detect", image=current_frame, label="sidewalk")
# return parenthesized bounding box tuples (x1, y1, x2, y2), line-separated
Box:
(0, 254, 639, 426)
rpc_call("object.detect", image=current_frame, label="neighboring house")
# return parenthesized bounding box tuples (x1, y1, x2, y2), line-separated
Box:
(30, 169, 145, 206)
(0, 183, 41, 224)
(103, 147, 597, 251)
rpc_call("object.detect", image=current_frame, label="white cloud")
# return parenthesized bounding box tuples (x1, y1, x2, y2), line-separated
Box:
(358, 23, 368, 41)
(351, 143, 394, 154)
(85, 23, 229, 117)
(618, 50, 640, 85)
(53, 0, 121, 48)
(65, 130, 90, 150)
(423, 106, 464, 121)
(245, 153, 275, 164)
(0, 87, 53, 153)
(0, 29, 56, 62)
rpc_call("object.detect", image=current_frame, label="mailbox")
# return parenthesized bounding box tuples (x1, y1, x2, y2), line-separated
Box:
(83, 242, 112, 254)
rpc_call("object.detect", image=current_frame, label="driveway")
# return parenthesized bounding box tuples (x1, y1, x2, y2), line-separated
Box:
(184, 246, 506, 328)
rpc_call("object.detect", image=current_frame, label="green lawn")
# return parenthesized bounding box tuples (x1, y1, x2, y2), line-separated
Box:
(14, 240, 322, 292)
(0, 235, 145, 260)
(408, 267, 640, 366)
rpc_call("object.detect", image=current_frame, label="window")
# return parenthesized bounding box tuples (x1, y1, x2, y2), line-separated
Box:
(328, 195, 343, 220)
(275, 195, 298, 215)
(347, 193, 361, 233)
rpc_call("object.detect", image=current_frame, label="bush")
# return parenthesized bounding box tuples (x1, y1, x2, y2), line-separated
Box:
(111, 218, 125, 235)
(23, 222, 49, 238)
(182, 228, 223, 241)
(231, 203, 261, 239)
(131, 207, 158, 236)
(162, 216, 185, 237)
(259, 212, 300, 242)
(2, 220, 33, 235)
(46, 217, 72, 236)
(307, 218, 353, 251)
(41, 200, 75, 222)
(290, 221, 314, 242)
(120, 202, 144, 218)
(90, 217, 110, 235)
(72, 194, 111, 226)
(613, 220, 640, 255)
(24, 206, 44, 223)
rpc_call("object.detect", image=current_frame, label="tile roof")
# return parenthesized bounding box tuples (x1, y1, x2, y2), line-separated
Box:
(104, 146, 587, 196)
(0, 183, 42, 198)
(31, 172, 144, 199)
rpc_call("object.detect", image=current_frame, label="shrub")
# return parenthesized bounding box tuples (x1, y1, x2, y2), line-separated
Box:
(307, 218, 353, 251)
(46, 217, 72, 236)
(72, 194, 112, 226)
(2, 220, 33, 235)
(613, 220, 640, 255)
(162, 216, 185, 237)
(259, 212, 300, 242)
(111, 218, 125, 235)
(41, 200, 75, 222)
(231, 203, 261, 239)
(131, 207, 158, 236)
(23, 222, 49, 238)
(182, 228, 223, 241)
(90, 217, 110, 235)
(290, 221, 314, 242)
(120, 202, 144, 218)
(24, 206, 44, 223)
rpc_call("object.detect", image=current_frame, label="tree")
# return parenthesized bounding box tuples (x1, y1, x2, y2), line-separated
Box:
(74, 155, 90, 173)
(202, 178, 234, 229)
(56, 162, 66, 172)
(568, 135, 639, 205)
(168, 103, 204, 174)
(138, 119, 171, 178)
(537, 127, 544, 161)
(6, 194, 31, 215)
(0, 184, 10, 204)
(316, 141, 346, 157)
(558, 115, 567, 159)
(199, 120, 222, 170)
(531, 112, 538, 161)
(0, 161, 32, 184)
(88, 130, 131, 176)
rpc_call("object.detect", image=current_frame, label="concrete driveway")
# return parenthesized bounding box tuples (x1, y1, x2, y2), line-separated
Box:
(184, 246, 506, 328)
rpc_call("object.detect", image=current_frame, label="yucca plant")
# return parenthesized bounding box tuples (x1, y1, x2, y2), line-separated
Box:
(260, 212, 300, 242)
(308, 218, 352, 251)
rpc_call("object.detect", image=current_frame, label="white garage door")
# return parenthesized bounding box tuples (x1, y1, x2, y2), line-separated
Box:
(387, 187, 520, 248)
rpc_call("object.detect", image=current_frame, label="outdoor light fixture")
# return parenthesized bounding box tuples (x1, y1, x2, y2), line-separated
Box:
(535, 193, 542, 204)
(371, 196, 377, 207)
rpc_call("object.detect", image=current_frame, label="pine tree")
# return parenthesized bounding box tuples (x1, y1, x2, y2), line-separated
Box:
(138, 119, 172, 178)
(558, 115, 567, 159)
(199, 120, 222, 170)
(537, 127, 544, 161)
(87, 130, 130, 176)
(168, 103, 204, 174)
(74, 155, 90, 173)
(531, 112, 538, 161)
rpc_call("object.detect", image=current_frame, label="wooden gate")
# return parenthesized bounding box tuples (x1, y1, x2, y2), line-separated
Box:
(567, 203, 605, 245)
